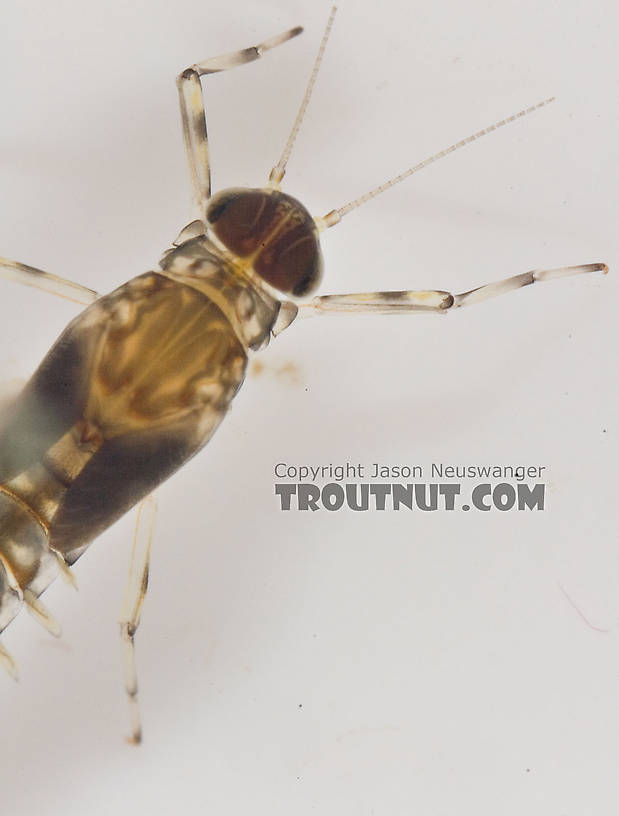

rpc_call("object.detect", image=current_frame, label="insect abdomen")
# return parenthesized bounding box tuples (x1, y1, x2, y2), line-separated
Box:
(0, 488, 54, 633)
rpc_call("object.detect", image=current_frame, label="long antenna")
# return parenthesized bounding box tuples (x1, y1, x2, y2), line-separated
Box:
(318, 97, 555, 229)
(269, 6, 337, 186)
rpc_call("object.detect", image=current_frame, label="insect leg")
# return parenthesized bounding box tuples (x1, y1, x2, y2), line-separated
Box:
(120, 494, 157, 745)
(23, 589, 62, 637)
(300, 263, 608, 316)
(0, 257, 99, 305)
(177, 25, 303, 217)
(0, 554, 21, 680)
(0, 641, 18, 680)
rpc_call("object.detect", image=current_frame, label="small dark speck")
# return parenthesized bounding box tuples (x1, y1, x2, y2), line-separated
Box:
(298, 703, 303, 708)
(603, 429, 607, 433)
(568, 333, 572, 339)
(526, 768, 531, 773)
(304, 387, 309, 392)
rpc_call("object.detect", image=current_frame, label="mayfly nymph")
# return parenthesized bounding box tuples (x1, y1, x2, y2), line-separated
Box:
(0, 8, 607, 742)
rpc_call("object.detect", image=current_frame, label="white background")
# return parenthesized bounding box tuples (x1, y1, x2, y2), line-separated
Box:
(1, 1, 617, 813)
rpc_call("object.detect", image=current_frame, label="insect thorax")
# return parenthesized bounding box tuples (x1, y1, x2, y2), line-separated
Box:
(159, 231, 284, 351)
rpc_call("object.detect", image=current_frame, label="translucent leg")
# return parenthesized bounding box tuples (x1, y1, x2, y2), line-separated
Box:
(300, 263, 608, 316)
(120, 494, 157, 745)
(0, 258, 99, 305)
(0, 553, 20, 680)
(23, 589, 61, 637)
(0, 641, 18, 680)
(177, 25, 303, 217)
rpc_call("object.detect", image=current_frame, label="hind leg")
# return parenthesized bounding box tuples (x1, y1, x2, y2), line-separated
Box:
(120, 494, 157, 745)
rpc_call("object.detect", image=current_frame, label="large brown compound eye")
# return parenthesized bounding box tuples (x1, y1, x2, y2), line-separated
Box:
(207, 189, 279, 257)
(206, 188, 323, 298)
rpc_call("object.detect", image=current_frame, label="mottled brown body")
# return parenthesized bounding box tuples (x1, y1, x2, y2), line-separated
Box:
(0, 235, 282, 634)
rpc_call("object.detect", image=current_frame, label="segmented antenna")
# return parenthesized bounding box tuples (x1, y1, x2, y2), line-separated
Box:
(318, 97, 555, 229)
(269, 6, 337, 186)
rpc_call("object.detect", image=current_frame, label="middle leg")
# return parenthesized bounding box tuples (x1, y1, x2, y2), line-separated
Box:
(299, 263, 608, 317)
(0, 257, 99, 305)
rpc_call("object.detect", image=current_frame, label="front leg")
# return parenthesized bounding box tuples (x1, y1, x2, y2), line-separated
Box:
(177, 26, 302, 218)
